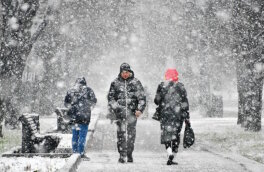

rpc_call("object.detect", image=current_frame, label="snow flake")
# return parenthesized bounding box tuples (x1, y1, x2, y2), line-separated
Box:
(216, 10, 231, 22)
(56, 81, 65, 88)
(129, 33, 138, 44)
(9, 17, 19, 30)
(255, 62, 263, 73)
(21, 3, 30, 11)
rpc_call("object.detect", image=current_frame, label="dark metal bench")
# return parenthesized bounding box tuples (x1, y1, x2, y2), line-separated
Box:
(19, 113, 60, 153)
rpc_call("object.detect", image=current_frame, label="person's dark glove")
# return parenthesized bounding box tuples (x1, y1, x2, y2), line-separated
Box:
(185, 118, 191, 127)
(182, 111, 190, 119)
(68, 118, 76, 125)
(152, 106, 161, 121)
(152, 111, 160, 121)
(182, 111, 190, 126)
(106, 107, 118, 124)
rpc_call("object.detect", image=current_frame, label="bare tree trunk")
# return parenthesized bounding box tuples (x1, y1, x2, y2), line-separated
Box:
(244, 60, 263, 131)
(199, 55, 211, 117)
(236, 58, 247, 125)
(34, 5, 63, 116)
(0, 0, 3, 136)
(209, 55, 224, 118)
(232, 0, 264, 131)
(236, 55, 263, 131)
(0, 1, 2, 42)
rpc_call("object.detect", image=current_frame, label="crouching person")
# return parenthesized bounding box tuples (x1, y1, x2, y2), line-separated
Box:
(64, 77, 97, 160)
(154, 69, 190, 165)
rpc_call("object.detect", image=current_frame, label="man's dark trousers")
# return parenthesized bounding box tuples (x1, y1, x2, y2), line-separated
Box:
(116, 110, 137, 157)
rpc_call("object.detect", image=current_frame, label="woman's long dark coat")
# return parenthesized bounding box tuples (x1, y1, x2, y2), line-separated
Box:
(154, 81, 189, 144)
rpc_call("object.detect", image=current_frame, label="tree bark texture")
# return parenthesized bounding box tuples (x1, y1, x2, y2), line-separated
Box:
(232, 0, 264, 131)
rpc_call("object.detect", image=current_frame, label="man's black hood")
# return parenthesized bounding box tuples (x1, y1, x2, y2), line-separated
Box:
(119, 63, 134, 79)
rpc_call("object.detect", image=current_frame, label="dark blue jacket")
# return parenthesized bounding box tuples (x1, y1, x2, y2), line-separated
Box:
(64, 84, 97, 125)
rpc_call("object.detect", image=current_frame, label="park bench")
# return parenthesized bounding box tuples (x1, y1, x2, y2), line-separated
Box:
(19, 113, 60, 153)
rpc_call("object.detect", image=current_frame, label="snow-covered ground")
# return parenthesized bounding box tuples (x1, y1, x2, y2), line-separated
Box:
(0, 108, 100, 172)
(0, 116, 66, 172)
(0, 156, 67, 172)
(194, 117, 264, 164)
(1, 103, 264, 171)
(0, 129, 21, 154)
(77, 108, 264, 172)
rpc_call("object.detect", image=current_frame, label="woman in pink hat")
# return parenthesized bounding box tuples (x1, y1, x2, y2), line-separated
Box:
(154, 68, 190, 165)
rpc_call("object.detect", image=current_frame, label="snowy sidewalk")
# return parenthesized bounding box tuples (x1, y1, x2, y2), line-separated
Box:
(77, 118, 264, 172)
(77, 151, 251, 172)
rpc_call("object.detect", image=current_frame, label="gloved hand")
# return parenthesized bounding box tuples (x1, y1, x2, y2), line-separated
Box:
(185, 118, 191, 127)
(152, 111, 160, 121)
(68, 120, 73, 125)
(182, 111, 190, 119)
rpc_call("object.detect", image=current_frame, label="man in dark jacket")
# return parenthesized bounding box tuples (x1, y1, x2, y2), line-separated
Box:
(154, 69, 190, 165)
(64, 77, 97, 160)
(107, 63, 146, 163)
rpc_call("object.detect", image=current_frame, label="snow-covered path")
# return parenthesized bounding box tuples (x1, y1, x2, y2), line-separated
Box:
(77, 118, 264, 172)
(77, 151, 249, 172)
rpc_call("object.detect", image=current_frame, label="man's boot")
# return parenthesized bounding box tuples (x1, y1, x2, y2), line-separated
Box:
(167, 154, 178, 165)
(81, 154, 90, 161)
(118, 154, 126, 163)
(166, 148, 178, 165)
(127, 153, 133, 163)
